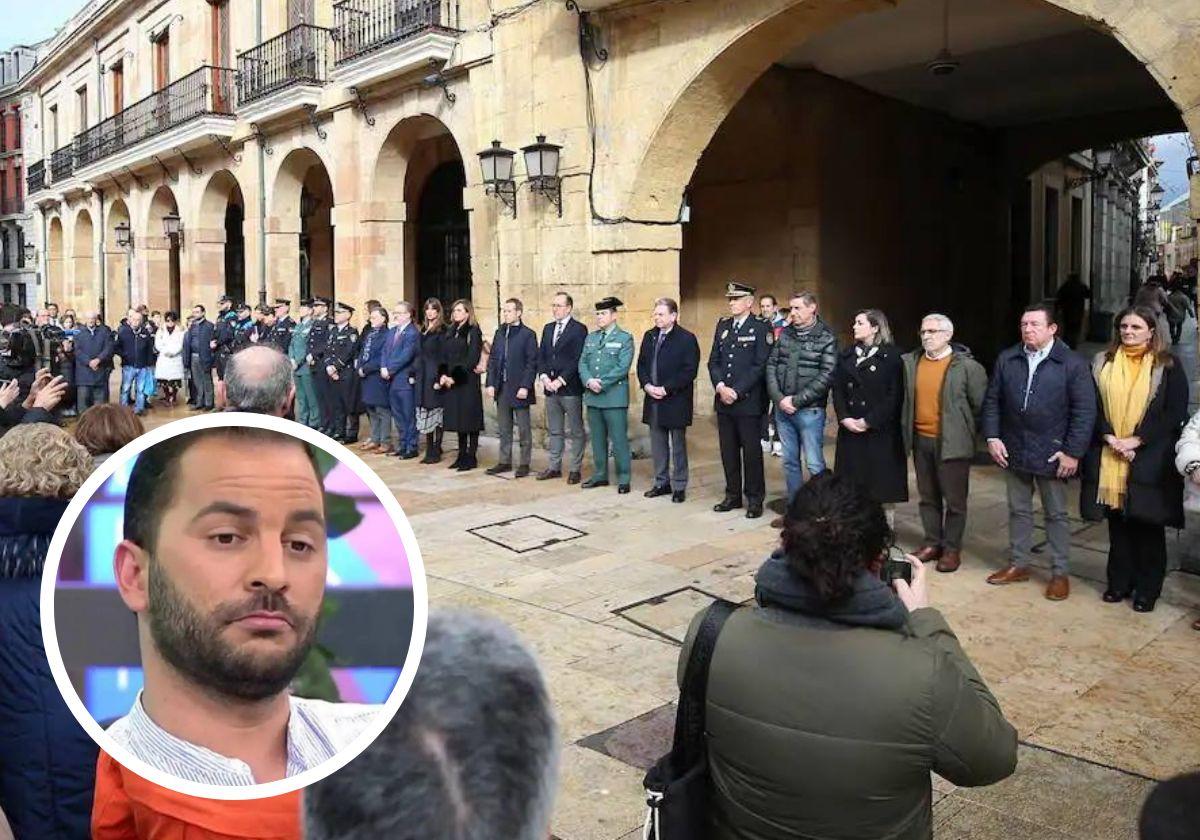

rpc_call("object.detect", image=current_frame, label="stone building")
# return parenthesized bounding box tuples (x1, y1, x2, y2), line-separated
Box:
(0, 43, 40, 307)
(19, 0, 1200, 407)
(1157, 193, 1198, 277)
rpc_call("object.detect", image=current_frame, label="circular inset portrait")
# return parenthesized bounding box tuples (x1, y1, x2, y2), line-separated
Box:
(40, 413, 427, 800)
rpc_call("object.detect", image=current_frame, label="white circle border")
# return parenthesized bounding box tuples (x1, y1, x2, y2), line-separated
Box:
(39, 412, 429, 800)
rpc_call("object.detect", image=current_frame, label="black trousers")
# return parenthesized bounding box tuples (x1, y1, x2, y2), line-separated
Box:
(330, 374, 355, 437)
(718, 413, 765, 504)
(1106, 511, 1167, 600)
(313, 367, 333, 431)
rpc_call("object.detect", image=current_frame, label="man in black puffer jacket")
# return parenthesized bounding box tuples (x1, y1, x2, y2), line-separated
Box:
(766, 291, 838, 517)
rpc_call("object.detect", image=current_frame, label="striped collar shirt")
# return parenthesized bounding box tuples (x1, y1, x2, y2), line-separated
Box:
(106, 691, 382, 786)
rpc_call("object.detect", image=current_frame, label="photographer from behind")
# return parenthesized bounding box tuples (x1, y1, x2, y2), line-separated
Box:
(680, 471, 1017, 840)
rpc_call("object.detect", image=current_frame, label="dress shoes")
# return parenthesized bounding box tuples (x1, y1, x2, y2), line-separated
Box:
(536, 469, 562, 481)
(671, 491, 686, 503)
(644, 485, 672, 498)
(987, 565, 1031, 585)
(515, 466, 530, 478)
(618, 484, 631, 494)
(935, 551, 961, 573)
(485, 463, 513, 476)
(1132, 597, 1156, 613)
(581, 477, 609, 489)
(1192, 617, 1200, 631)
(1102, 589, 1129, 603)
(914, 545, 943, 563)
(398, 449, 418, 460)
(713, 497, 743, 513)
(567, 472, 582, 485)
(746, 503, 763, 519)
(1044, 575, 1070, 601)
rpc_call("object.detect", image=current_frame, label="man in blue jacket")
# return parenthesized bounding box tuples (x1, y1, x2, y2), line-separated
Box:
(73, 310, 114, 411)
(536, 291, 588, 484)
(115, 309, 157, 414)
(384, 301, 421, 459)
(183, 304, 215, 410)
(981, 302, 1097, 601)
(486, 298, 539, 478)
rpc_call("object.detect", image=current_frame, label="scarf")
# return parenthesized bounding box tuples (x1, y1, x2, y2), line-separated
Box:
(854, 344, 879, 367)
(754, 551, 909, 630)
(1097, 345, 1154, 509)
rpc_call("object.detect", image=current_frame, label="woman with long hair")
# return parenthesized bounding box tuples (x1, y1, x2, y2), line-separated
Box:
(439, 299, 485, 471)
(1080, 304, 1189, 612)
(416, 298, 448, 463)
(830, 309, 908, 526)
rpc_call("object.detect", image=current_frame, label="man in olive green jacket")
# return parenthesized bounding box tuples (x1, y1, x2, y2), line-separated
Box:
(288, 299, 320, 429)
(901, 313, 988, 573)
(578, 297, 635, 493)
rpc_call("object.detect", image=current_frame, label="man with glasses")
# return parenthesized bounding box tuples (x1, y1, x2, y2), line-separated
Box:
(900, 314, 988, 573)
(536, 292, 588, 483)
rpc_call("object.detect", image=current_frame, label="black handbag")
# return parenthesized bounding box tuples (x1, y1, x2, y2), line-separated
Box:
(642, 598, 738, 840)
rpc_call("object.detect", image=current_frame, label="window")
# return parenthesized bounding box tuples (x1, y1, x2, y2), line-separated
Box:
(154, 30, 170, 89)
(77, 86, 89, 133)
(111, 61, 124, 113)
(1, 284, 11, 304)
(48, 105, 58, 151)
(16, 282, 25, 308)
(16, 227, 23, 268)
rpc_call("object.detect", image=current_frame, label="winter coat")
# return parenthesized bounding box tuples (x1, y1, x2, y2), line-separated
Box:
(72, 324, 114, 387)
(765, 317, 837, 410)
(115, 323, 156, 369)
(832, 345, 909, 504)
(486, 322, 539, 408)
(1177, 409, 1200, 476)
(441, 323, 485, 432)
(154, 326, 185, 381)
(636, 325, 700, 429)
(980, 340, 1097, 477)
(415, 328, 447, 409)
(900, 346, 989, 461)
(356, 326, 391, 408)
(537, 318, 588, 398)
(183, 319, 215, 370)
(1080, 353, 1189, 527)
(684, 552, 1017, 840)
(0, 496, 99, 840)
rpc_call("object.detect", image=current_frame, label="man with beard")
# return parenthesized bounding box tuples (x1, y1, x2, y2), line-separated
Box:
(107, 426, 380, 785)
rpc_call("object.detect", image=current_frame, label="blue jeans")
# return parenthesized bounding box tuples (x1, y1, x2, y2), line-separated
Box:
(120, 366, 149, 412)
(776, 405, 827, 502)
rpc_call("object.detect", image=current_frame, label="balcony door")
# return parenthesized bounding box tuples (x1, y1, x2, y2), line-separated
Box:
(289, 0, 314, 26)
(210, 0, 231, 111)
(153, 31, 171, 134)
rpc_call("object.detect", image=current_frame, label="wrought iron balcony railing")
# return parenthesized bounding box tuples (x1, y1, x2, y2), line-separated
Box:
(238, 24, 332, 106)
(75, 66, 236, 170)
(25, 160, 44, 193)
(333, 0, 459, 65)
(50, 144, 74, 182)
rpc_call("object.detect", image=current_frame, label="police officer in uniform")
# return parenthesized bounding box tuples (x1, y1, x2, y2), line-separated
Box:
(230, 303, 257, 354)
(708, 281, 772, 518)
(211, 295, 238, 381)
(578, 296, 635, 493)
(288, 299, 320, 428)
(326, 302, 360, 442)
(268, 299, 295, 352)
(306, 298, 334, 435)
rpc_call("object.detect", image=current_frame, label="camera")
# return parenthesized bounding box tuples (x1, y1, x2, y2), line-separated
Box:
(878, 546, 913, 586)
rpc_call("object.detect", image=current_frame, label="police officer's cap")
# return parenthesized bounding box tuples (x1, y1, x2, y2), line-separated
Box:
(313, 297, 330, 308)
(335, 302, 355, 315)
(256, 305, 273, 316)
(594, 296, 623, 313)
(300, 298, 315, 308)
(217, 294, 233, 304)
(236, 302, 251, 313)
(725, 281, 756, 299)
(273, 298, 291, 308)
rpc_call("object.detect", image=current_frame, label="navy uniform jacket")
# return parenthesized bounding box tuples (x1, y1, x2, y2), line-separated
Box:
(327, 324, 360, 376)
(267, 316, 295, 353)
(487, 322, 539, 408)
(307, 318, 333, 370)
(707, 315, 771, 416)
(537, 318, 588, 398)
(212, 311, 238, 359)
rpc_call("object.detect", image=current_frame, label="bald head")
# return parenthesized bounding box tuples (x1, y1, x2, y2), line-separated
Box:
(224, 346, 296, 416)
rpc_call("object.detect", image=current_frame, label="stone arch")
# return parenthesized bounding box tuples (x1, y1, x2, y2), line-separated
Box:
(71, 209, 96, 311)
(270, 147, 335, 303)
(145, 186, 181, 313)
(46, 215, 65, 307)
(105, 199, 131, 315)
(197, 169, 247, 304)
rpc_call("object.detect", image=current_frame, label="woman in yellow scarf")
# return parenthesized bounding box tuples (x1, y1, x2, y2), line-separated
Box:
(1080, 305, 1190, 613)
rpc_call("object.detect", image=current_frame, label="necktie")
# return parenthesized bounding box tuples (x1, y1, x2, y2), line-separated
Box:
(553, 320, 564, 346)
(652, 330, 665, 382)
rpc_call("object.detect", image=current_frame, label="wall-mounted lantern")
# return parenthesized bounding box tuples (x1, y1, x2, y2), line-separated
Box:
(522, 134, 562, 217)
(162, 211, 184, 249)
(478, 140, 517, 217)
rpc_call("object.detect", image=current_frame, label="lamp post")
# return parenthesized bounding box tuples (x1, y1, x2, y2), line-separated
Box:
(521, 134, 563, 216)
(115, 220, 133, 314)
(478, 140, 517, 217)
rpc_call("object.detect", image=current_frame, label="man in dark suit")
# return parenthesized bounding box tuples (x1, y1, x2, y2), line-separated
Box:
(73, 310, 115, 411)
(637, 297, 700, 503)
(486, 298, 539, 478)
(536, 291, 588, 484)
(709, 281, 773, 519)
(183, 304, 215, 410)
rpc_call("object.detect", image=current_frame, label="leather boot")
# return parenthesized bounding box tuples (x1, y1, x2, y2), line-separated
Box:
(420, 433, 437, 464)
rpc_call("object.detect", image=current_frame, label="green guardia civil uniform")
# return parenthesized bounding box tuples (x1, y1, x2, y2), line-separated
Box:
(289, 315, 320, 428)
(578, 321, 635, 484)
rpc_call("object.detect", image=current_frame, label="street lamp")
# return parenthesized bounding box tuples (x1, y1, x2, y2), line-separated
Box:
(521, 134, 563, 216)
(162, 211, 184, 248)
(115, 220, 133, 314)
(478, 140, 517, 217)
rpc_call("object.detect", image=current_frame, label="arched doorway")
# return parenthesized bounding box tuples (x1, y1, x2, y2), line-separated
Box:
(105, 199, 131, 318)
(271, 148, 334, 304)
(416, 161, 471, 307)
(146, 186, 181, 313)
(72, 210, 96, 314)
(197, 169, 247, 306)
(225, 201, 245, 302)
(47, 216, 65, 308)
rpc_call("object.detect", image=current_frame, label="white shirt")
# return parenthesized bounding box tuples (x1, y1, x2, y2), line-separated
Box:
(1023, 339, 1054, 409)
(106, 691, 381, 786)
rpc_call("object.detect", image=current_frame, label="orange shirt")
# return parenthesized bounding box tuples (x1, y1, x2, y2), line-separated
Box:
(92, 750, 301, 840)
(914, 354, 952, 439)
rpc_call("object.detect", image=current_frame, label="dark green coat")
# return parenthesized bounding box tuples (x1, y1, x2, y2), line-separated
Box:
(900, 346, 988, 461)
(680, 592, 1016, 840)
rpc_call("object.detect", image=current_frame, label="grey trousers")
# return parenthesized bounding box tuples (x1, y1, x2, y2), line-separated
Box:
(498, 404, 533, 467)
(189, 358, 214, 408)
(650, 425, 689, 491)
(368, 405, 393, 445)
(913, 435, 971, 551)
(1006, 469, 1071, 575)
(545, 394, 584, 473)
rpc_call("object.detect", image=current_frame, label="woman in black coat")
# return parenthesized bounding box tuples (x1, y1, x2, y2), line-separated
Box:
(439, 299, 485, 471)
(416, 298, 448, 463)
(832, 309, 909, 515)
(1080, 305, 1189, 612)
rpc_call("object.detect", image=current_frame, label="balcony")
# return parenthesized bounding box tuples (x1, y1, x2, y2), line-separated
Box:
(74, 66, 236, 178)
(332, 0, 460, 90)
(26, 160, 44, 194)
(50, 144, 74, 182)
(237, 24, 332, 124)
